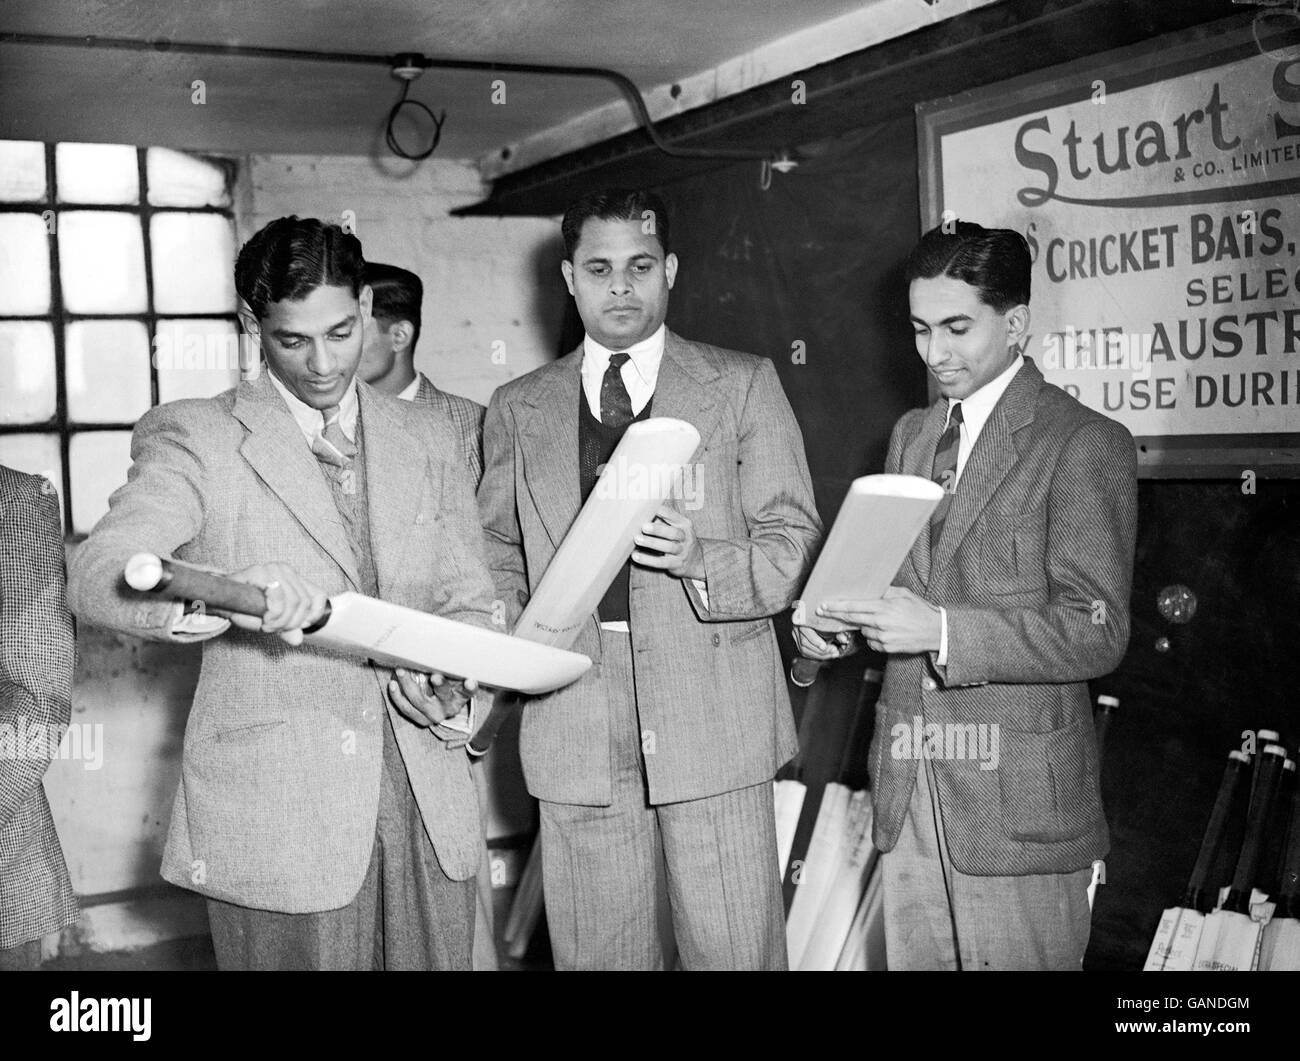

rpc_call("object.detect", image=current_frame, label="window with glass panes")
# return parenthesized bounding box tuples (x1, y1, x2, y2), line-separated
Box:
(0, 141, 241, 535)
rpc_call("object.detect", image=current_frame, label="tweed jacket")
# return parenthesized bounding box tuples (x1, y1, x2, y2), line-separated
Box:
(0, 465, 79, 948)
(66, 374, 498, 912)
(869, 357, 1138, 876)
(414, 374, 485, 486)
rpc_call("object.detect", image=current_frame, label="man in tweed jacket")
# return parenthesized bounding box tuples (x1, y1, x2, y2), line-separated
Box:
(359, 261, 485, 482)
(800, 222, 1137, 969)
(479, 189, 822, 970)
(0, 465, 79, 969)
(67, 218, 497, 970)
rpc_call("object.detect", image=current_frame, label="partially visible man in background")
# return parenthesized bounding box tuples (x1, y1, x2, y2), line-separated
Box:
(359, 259, 496, 971)
(0, 465, 79, 969)
(359, 262, 485, 483)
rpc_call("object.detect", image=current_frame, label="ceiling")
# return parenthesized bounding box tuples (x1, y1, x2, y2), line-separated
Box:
(0, 0, 880, 162)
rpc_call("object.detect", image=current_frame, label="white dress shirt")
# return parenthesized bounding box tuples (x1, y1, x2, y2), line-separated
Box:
(936, 353, 1024, 665)
(396, 374, 421, 402)
(579, 324, 665, 420)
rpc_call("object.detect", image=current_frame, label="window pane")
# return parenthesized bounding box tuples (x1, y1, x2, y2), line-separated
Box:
(0, 141, 47, 201)
(0, 433, 63, 515)
(66, 320, 152, 423)
(56, 143, 139, 205)
(69, 430, 133, 534)
(150, 213, 236, 314)
(0, 321, 57, 424)
(146, 148, 232, 208)
(0, 214, 52, 314)
(156, 318, 241, 402)
(58, 211, 147, 313)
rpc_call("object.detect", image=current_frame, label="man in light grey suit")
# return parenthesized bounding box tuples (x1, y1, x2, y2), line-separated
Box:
(798, 222, 1137, 969)
(478, 189, 822, 970)
(68, 217, 497, 970)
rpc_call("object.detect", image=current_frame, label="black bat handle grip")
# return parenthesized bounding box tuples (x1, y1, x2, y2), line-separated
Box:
(467, 690, 521, 757)
(1224, 746, 1287, 914)
(1183, 752, 1248, 912)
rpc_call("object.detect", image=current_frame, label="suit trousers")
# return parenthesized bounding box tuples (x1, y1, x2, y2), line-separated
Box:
(538, 630, 787, 970)
(881, 753, 1093, 970)
(206, 706, 476, 970)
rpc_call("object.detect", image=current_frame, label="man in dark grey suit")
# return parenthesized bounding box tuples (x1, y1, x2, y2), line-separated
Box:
(359, 261, 485, 483)
(0, 465, 79, 969)
(798, 222, 1138, 969)
(478, 188, 822, 970)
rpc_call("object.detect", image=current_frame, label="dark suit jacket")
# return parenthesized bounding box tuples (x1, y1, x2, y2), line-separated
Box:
(478, 331, 822, 806)
(67, 375, 498, 912)
(0, 465, 79, 948)
(869, 358, 1138, 876)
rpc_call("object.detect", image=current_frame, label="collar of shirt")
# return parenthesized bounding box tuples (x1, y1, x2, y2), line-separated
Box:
(946, 352, 1023, 482)
(396, 373, 421, 402)
(580, 324, 666, 420)
(267, 369, 360, 444)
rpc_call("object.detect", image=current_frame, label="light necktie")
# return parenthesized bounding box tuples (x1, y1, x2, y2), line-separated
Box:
(311, 405, 357, 469)
(600, 352, 634, 428)
(930, 401, 963, 549)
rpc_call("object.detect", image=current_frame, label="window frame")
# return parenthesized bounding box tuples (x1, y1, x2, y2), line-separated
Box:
(0, 143, 239, 533)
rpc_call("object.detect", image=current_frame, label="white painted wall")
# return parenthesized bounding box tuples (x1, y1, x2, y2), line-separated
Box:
(243, 154, 567, 403)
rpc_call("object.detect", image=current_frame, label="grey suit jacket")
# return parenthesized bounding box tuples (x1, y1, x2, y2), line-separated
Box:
(869, 357, 1138, 876)
(413, 373, 485, 485)
(66, 374, 498, 913)
(478, 331, 822, 806)
(0, 466, 79, 948)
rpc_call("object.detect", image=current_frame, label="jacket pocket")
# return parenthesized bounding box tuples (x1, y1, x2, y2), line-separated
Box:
(728, 619, 770, 645)
(997, 720, 1091, 843)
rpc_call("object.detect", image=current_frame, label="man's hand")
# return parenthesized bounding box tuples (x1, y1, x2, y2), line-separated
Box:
(632, 504, 705, 580)
(792, 624, 857, 661)
(226, 562, 328, 646)
(819, 586, 942, 655)
(388, 668, 478, 744)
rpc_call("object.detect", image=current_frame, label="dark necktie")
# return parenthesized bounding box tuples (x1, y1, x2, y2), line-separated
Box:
(600, 352, 634, 428)
(930, 401, 963, 549)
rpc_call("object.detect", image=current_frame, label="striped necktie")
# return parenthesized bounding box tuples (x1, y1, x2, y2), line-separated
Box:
(311, 405, 357, 468)
(600, 352, 634, 428)
(930, 401, 963, 549)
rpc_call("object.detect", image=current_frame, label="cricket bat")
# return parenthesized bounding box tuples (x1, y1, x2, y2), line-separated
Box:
(1192, 742, 1288, 971)
(466, 417, 701, 754)
(124, 553, 592, 696)
(1257, 762, 1300, 970)
(789, 474, 943, 685)
(1144, 749, 1250, 971)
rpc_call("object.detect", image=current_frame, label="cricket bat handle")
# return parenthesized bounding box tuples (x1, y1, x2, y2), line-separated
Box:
(124, 553, 332, 631)
(790, 656, 826, 687)
(467, 690, 521, 757)
(1224, 743, 1288, 913)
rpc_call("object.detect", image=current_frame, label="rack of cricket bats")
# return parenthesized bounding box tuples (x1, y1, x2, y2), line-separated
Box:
(1145, 730, 1300, 971)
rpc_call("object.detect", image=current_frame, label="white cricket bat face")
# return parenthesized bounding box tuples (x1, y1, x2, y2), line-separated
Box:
(1144, 907, 1205, 971)
(1193, 910, 1263, 972)
(1258, 919, 1300, 971)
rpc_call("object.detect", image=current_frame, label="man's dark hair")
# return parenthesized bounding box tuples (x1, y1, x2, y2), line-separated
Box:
(904, 221, 1031, 312)
(235, 216, 365, 319)
(561, 188, 670, 261)
(365, 262, 423, 351)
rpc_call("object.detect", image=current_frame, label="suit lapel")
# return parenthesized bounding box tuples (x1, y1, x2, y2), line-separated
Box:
(520, 347, 584, 548)
(359, 383, 430, 599)
(415, 372, 438, 404)
(233, 373, 361, 589)
(902, 400, 948, 588)
(930, 359, 1042, 575)
(647, 331, 721, 463)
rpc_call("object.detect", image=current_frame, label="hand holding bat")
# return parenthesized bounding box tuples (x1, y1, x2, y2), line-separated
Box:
(388, 668, 479, 745)
(632, 505, 705, 580)
(819, 586, 942, 655)
(225, 562, 330, 645)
